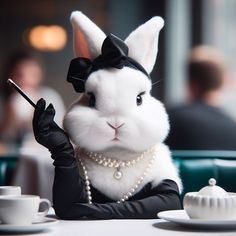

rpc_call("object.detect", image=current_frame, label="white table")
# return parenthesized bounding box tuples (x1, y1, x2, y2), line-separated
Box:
(25, 218, 236, 236)
(8, 145, 236, 236)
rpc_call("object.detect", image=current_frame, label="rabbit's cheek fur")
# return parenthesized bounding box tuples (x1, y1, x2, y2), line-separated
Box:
(64, 68, 165, 152)
(63, 96, 170, 152)
(120, 99, 170, 151)
(64, 107, 111, 151)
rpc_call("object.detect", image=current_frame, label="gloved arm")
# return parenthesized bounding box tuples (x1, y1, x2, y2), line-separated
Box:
(33, 98, 75, 166)
(54, 179, 182, 220)
(33, 99, 88, 212)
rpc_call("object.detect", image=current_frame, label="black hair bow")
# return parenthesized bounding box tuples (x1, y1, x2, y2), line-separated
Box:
(67, 34, 149, 93)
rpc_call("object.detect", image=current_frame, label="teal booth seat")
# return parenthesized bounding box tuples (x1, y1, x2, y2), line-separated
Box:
(1, 150, 236, 198)
(172, 150, 236, 197)
(0, 155, 18, 185)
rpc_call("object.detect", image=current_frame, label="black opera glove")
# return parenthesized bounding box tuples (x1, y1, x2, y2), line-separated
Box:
(33, 98, 74, 159)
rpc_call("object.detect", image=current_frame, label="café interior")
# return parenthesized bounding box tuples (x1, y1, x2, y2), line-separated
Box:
(1, 0, 236, 234)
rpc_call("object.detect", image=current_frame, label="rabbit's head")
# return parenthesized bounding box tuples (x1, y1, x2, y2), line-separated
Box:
(64, 11, 169, 153)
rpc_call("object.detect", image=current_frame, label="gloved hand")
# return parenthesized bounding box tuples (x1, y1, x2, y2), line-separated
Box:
(33, 98, 74, 158)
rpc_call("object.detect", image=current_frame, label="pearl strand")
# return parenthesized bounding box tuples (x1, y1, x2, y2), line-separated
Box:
(117, 151, 156, 203)
(85, 148, 154, 168)
(77, 158, 92, 204)
(78, 149, 156, 204)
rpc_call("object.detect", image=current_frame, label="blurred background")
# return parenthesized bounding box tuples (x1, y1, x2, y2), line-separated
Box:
(1, 0, 236, 199)
(0, 0, 235, 113)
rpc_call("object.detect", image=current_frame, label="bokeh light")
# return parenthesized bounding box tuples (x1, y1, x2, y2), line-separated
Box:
(28, 25, 67, 51)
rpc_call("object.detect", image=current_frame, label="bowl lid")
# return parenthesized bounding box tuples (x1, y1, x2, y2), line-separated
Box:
(198, 178, 228, 197)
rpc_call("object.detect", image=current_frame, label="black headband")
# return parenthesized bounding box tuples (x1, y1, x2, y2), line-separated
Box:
(67, 34, 150, 93)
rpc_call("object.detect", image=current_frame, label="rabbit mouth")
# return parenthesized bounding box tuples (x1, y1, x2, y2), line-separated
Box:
(111, 137, 120, 142)
(107, 121, 124, 142)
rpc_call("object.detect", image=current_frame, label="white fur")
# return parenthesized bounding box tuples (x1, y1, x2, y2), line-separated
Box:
(70, 11, 106, 59)
(64, 12, 182, 198)
(125, 17, 164, 73)
(64, 68, 169, 152)
(77, 144, 182, 200)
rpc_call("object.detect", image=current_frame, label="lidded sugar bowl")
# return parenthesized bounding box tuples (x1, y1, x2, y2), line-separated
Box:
(183, 178, 236, 220)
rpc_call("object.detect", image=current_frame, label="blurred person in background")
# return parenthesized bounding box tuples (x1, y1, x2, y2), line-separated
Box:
(166, 46, 236, 150)
(0, 50, 65, 152)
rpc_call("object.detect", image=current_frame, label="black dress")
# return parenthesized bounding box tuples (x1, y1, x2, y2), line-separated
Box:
(52, 152, 182, 220)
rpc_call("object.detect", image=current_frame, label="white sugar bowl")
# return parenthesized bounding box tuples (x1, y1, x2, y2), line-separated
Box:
(183, 178, 236, 220)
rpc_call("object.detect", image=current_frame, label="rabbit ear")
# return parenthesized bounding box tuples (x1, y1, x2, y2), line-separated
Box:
(125, 17, 164, 73)
(70, 11, 106, 59)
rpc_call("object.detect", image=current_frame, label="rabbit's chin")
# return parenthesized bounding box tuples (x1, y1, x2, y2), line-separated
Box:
(75, 140, 152, 154)
(72, 134, 161, 153)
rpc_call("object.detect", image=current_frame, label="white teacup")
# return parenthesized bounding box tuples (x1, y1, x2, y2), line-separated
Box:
(0, 195, 51, 225)
(0, 186, 21, 196)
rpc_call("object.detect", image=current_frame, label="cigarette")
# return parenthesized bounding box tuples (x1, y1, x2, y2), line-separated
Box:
(7, 78, 36, 108)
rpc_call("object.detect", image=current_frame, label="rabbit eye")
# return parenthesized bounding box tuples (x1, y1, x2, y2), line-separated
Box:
(87, 92, 96, 107)
(136, 92, 145, 106)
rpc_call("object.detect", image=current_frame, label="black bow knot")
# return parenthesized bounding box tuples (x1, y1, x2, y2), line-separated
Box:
(67, 34, 149, 93)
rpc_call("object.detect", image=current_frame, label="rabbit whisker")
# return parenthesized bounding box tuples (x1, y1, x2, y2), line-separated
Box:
(152, 80, 162, 86)
(69, 76, 85, 82)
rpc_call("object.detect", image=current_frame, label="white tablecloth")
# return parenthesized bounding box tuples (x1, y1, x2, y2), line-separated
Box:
(11, 146, 54, 202)
(23, 218, 236, 236)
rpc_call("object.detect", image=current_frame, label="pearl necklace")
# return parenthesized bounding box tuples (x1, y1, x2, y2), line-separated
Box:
(77, 148, 157, 204)
(84, 148, 154, 180)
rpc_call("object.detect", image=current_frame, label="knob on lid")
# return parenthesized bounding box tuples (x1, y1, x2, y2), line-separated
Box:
(198, 178, 228, 197)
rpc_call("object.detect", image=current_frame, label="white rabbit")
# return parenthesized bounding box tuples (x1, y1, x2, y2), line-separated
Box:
(63, 11, 182, 201)
(33, 11, 182, 219)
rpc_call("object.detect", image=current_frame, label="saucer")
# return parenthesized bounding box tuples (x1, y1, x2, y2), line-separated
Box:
(158, 210, 236, 230)
(0, 217, 58, 233)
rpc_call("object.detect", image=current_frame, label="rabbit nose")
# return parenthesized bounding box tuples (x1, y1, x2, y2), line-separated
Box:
(107, 121, 125, 130)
